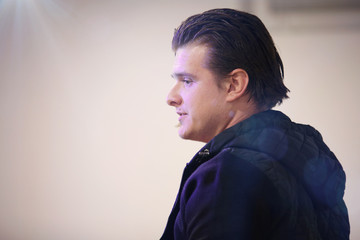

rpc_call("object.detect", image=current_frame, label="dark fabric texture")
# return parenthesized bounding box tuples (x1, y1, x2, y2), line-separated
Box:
(160, 110, 350, 240)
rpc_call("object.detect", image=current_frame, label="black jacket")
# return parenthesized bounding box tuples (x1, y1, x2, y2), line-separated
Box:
(161, 110, 349, 240)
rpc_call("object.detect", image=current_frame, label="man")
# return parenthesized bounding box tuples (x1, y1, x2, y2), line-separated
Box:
(161, 8, 350, 240)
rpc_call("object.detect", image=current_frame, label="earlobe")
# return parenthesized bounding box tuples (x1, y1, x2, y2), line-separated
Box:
(226, 69, 249, 102)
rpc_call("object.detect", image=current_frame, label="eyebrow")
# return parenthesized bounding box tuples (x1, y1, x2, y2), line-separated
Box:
(171, 72, 197, 79)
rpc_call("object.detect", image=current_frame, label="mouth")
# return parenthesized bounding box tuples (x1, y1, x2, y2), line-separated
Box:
(177, 111, 187, 121)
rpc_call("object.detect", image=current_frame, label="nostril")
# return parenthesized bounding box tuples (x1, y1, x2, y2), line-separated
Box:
(167, 99, 178, 107)
(167, 94, 181, 107)
(166, 96, 174, 106)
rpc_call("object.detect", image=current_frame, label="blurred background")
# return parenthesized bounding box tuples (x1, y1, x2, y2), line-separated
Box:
(0, 0, 359, 239)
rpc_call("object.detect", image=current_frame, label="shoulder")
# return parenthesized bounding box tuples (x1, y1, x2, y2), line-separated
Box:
(191, 147, 293, 186)
(176, 147, 300, 238)
(183, 147, 296, 204)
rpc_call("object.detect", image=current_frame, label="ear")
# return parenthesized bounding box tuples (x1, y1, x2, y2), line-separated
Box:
(225, 68, 249, 102)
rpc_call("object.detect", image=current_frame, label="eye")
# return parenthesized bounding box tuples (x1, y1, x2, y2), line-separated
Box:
(182, 77, 193, 86)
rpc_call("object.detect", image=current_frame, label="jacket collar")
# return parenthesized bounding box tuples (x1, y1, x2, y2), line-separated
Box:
(191, 110, 290, 164)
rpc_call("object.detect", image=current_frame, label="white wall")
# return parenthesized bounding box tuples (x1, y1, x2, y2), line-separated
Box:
(0, 0, 358, 239)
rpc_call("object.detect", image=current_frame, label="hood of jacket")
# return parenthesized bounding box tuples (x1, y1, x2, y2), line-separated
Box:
(196, 110, 346, 208)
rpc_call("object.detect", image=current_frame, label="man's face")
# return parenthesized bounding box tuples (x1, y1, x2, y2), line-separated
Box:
(167, 44, 230, 143)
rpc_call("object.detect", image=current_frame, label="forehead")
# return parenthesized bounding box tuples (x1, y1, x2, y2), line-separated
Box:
(172, 44, 210, 74)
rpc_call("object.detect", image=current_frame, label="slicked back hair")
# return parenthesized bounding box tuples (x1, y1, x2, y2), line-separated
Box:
(172, 8, 289, 109)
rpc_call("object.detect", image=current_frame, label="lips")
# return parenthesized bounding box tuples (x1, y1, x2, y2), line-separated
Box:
(176, 111, 187, 122)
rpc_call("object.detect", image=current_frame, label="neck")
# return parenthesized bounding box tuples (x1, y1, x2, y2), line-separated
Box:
(225, 100, 266, 130)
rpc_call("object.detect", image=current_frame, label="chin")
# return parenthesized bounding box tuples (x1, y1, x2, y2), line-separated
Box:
(178, 128, 192, 140)
(179, 132, 206, 142)
(178, 132, 189, 140)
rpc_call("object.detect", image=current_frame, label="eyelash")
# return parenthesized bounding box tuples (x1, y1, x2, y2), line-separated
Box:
(182, 78, 193, 86)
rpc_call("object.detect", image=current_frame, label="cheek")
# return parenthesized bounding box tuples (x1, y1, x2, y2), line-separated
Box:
(211, 98, 220, 106)
(209, 93, 225, 111)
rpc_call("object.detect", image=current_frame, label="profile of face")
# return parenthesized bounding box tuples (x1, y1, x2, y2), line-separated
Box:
(167, 44, 231, 143)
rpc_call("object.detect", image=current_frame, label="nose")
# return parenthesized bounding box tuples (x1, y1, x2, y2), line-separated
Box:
(166, 84, 182, 107)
